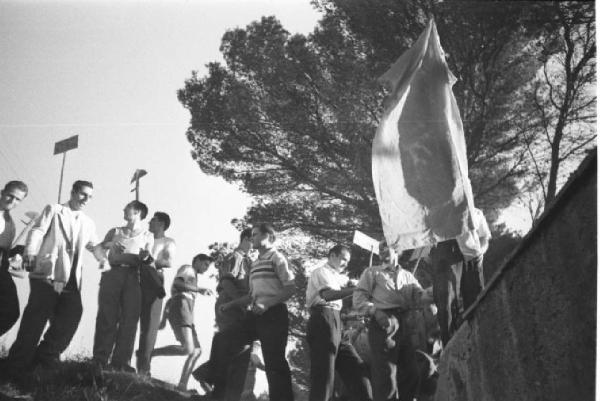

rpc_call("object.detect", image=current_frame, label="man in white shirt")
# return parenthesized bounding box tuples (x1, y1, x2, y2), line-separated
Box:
(0, 181, 28, 337)
(93, 200, 153, 372)
(136, 211, 176, 376)
(8, 180, 105, 372)
(306, 245, 372, 401)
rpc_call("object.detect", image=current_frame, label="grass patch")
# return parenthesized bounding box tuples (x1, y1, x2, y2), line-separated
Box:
(0, 359, 208, 401)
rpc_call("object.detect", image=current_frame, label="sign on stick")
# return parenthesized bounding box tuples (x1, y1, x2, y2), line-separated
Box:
(352, 230, 380, 255)
(53, 135, 78, 155)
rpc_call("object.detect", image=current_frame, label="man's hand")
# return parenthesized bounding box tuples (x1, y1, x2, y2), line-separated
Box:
(53, 281, 65, 294)
(373, 309, 390, 329)
(99, 259, 110, 270)
(113, 242, 126, 254)
(250, 302, 268, 315)
(8, 256, 25, 278)
(218, 301, 232, 313)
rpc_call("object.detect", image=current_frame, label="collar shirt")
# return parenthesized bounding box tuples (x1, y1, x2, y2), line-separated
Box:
(353, 264, 424, 315)
(305, 263, 348, 310)
(249, 247, 295, 306)
(0, 211, 15, 250)
(456, 208, 492, 260)
(218, 248, 250, 295)
(59, 203, 95, 251)
(69, 209, 83, 247)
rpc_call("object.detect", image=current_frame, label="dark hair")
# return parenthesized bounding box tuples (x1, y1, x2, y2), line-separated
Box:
(3, 181, 28, 195)
(253, 223, 276, 242)
(240, 227, 253, 242)
(127, 200, 148, 219)
(328, 244, 350, 258)
(72, 180, 93, 193)
(153, 212, 171, 230)
(192, 253, 213, 264)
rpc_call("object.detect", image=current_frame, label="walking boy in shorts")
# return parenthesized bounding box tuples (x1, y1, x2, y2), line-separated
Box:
(152, 254, 214, 391)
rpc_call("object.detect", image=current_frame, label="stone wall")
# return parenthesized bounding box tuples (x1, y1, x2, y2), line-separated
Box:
(435, 152, 597, 401)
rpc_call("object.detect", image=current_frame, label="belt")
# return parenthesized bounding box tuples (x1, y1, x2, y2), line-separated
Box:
(111, 264, 135, 269)
(380, 307, 408, 316)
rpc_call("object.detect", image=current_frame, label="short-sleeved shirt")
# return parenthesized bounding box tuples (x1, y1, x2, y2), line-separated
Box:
(353, 264, 424, 315)
(456, 208, 491, 260)
(171, 264, 197, 302)
(217, 248, 250, 296)
(249, 247, 295, 306)
(215, 249, 250, 330)
(305, 263, 348, 310)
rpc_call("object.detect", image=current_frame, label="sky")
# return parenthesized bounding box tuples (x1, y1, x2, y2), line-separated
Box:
(0, 0, 320, 392)
(0, 0, 537, 392)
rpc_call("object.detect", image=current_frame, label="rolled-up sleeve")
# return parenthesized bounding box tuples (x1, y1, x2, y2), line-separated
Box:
(273, 252, 295, 287)
(353, 268, 375, 315)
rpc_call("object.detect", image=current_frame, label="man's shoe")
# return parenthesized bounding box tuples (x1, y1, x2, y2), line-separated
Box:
(108, 363, 136, 374)
(191, 367, 214, 394)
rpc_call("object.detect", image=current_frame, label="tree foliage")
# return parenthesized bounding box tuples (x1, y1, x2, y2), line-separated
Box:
(179, 13, 383, 242)
(517, 1, 596, 217)
(178, 1, 594, 243)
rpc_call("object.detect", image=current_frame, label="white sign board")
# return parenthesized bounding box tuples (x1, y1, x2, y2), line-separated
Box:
(352, 230, 380, 255)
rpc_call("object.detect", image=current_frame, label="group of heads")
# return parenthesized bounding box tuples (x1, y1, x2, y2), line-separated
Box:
(238, 223, 279, 252)
(187, 223, 285, 276)
(1, 179, 172, 236)
(121, 200, 170, 234)
(326, 241, 407, 273)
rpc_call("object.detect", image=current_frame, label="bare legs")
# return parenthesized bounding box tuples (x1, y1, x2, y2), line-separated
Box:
(152, 326, 202, 390)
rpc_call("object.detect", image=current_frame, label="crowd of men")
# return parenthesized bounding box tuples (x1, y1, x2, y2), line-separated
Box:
(0, 178, 490, 401)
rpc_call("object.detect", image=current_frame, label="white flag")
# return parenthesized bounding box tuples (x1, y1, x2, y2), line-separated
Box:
(372, 20, 475, 252)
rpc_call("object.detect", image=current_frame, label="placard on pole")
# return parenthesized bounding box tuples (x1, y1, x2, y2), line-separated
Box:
(54, 135, 78, 203)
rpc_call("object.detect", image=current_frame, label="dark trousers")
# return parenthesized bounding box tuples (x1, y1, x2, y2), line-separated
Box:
(194, 303, 293, 401)
(93, 266, 141, 367)
(137, 270, 164, 374)
(307, 306, 372, 401)
(0, 248, 19, 337)
(255, 303, 294, 401)
(367, 312, 419, 401)
(0, 268, 20, 338)
(211, 329, 252, 401)
(461, 254, 484, 310)
(8, 278, 83, 369)
(194, 317, 252, 401)
(431, 241, 484, 345)
(431, 240, 463, 345)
